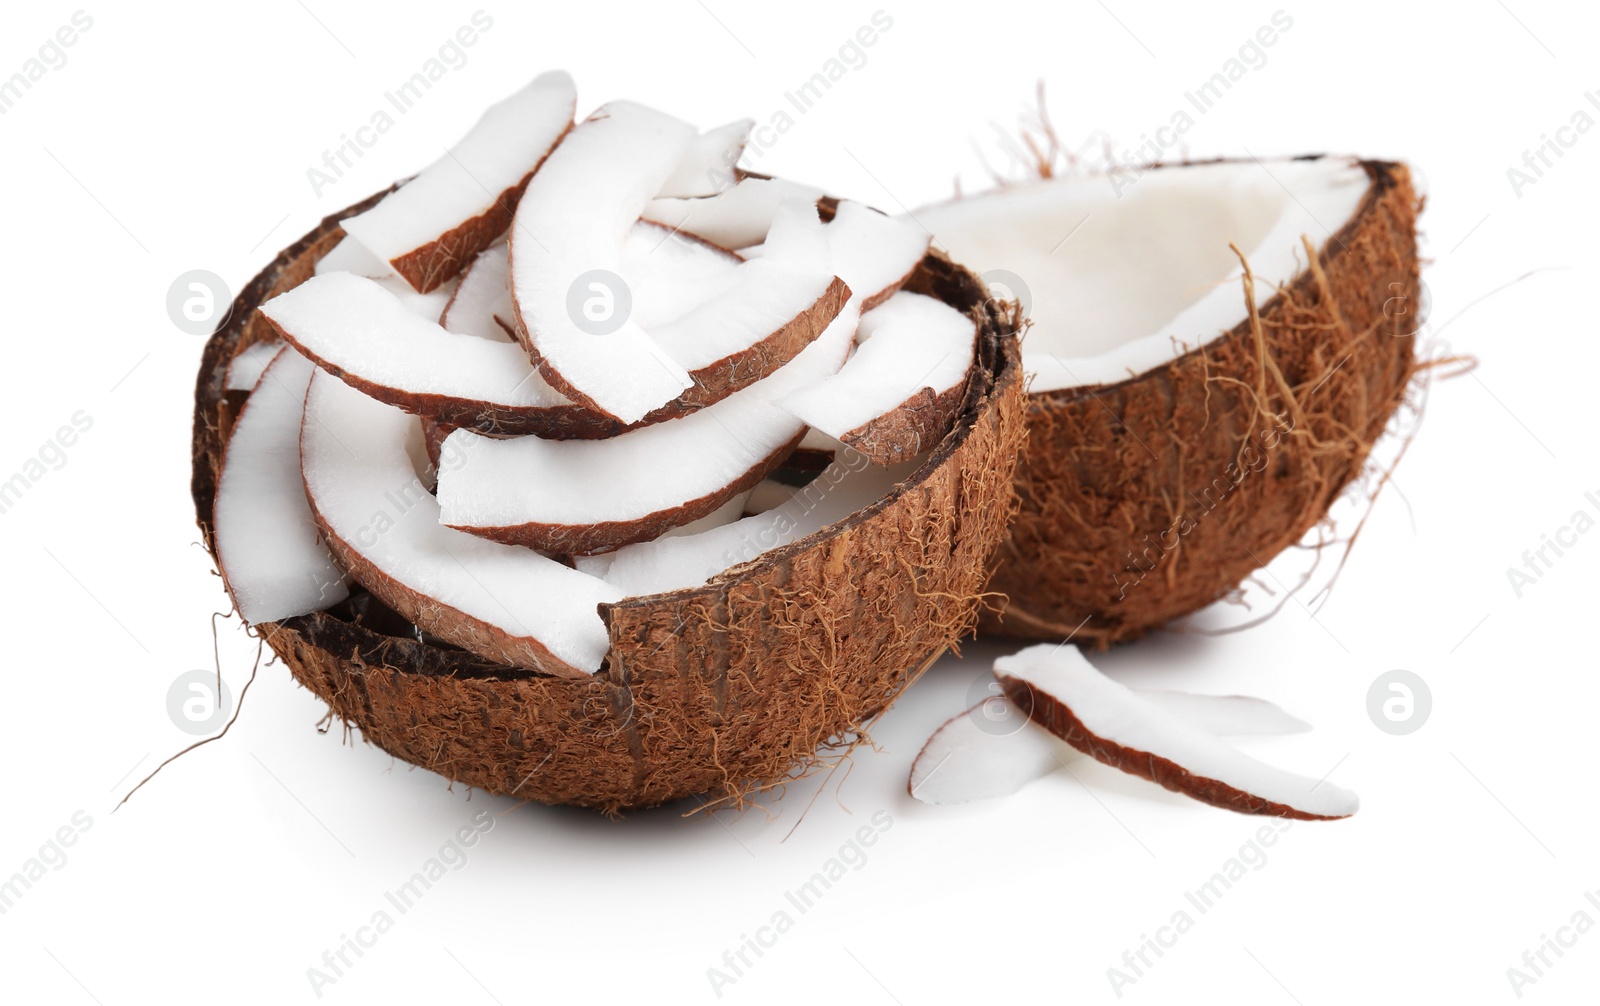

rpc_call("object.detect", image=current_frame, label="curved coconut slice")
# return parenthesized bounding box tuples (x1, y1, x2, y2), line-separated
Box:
(440, 244, 518, 343)
(643, 176, 826, 250)
(300, 371, 619, 675)
(577, 448, 916, 597)
(826, 200, 931, 310)
(994, 644, 1357, 819)
(909, 687, 1310, 805)
(658, 119, 753, 198)
(339, 71, 576, 293)
(224, 339, 285, 392)
(511, 111, 846, 425)
(436, 303, 859, 554)
(260, 272, 576, 435)
(314, 235, 392, 279)
(214, 350, 350, 623)
(781, 291, 976, 466)
(915, 158, 1369, 393)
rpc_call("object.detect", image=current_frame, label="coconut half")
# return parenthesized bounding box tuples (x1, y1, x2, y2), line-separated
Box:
(994, 644, 1357, 819)
(191, 193, 1025, 811)
(914, 157, 1421, 646)
(909, 681, 1309, 805)
(338, 71, 575, 293)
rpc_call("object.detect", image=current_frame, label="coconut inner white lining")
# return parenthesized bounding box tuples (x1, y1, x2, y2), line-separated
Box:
(915, 158, 1370, 392)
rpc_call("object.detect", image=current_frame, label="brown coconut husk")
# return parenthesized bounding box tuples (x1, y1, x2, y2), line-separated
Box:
(983, 158, 1420, 648)
(191, 197, 1025, 814)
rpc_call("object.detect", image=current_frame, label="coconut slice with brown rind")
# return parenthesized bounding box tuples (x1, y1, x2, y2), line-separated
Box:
(224, 339, 285, 392)
(299, 370, 620, 675)
(214, 350, 350, 623)
(781, 291, 976, 466)
(643, 176, 827, 250)
(994, 644, 1357, 819)
(339, 71, 576, 293)
(910, 684, 1310, 805)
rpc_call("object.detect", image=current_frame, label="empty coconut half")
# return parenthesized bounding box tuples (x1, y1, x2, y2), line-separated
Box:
(916, 157, 1421, 646)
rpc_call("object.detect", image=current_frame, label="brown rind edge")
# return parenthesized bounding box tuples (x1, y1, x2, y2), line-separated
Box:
(996, 672, 1346, 820)
(983, 157, 1421, 648)
(191, 197, 1025, 814)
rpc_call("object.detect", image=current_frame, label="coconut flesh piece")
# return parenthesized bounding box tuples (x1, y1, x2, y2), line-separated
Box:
(994, 644, 1357, 819)
(314, 236, 393, 280)
(511, 104, 846, 425)
(338, 71, 576, 294)
(440, 244, 518, 343)
(436, 298, 860, 554)
(577, 447, 917, 597)
(910, 682, 1310, 806)
(912, 158, 1370, 392)
(213, 350, 350, 623)
(825, 200, 931, 310)
(299, 370, 619, 675)
(780, 291, 976, 466)
(657, 119, 753, 198)
(224, 339, 286, 392)
(643, 176, 827, 250)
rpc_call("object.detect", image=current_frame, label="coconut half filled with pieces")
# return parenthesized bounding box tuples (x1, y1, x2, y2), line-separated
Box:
(916, 157, 1421, 646)
(193, 76, 1024, 813)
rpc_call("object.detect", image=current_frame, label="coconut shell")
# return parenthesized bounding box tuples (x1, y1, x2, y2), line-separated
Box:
(983, 158, 1420, 648)
(191, 198, 1025, 813)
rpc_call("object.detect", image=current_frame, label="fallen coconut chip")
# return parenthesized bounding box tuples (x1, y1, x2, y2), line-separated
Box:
(994, 644, 1358, 819)
(300, 371, 619, 675)
(511, 111, 844, 425)
(578, 446, 916, 597)
(436, 302, 859, 554)
(224, 339, 285, 392)
(781, 291, 976, 465)
(314, 235, 393, 279)
(644, 176, 827, 250)
(657, 119, 753, 198)
(214, 350, 350, 623)
(340, 71, 576, 293)
(909, 686, 1310, 805)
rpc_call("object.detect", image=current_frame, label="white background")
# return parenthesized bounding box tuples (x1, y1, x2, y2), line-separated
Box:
(1, 1, 1596, 1003)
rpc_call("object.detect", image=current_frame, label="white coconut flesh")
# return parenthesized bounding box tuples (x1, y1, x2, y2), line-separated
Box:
(214, 350, 350, 624)
(825, 200, 931, 308)
(780, 290, 976, 450)
(314, 236, 393, 280)
(440, 244, 518, 343)
(910, 685, 1310, 806)
(435, 305, 859, 549)
(374, 274, 457, 324)
(260, 272, 573, 413)
(994, 644, 1358, 818)
(576, 449, 918, 597)
(511, 106, 842, 425)
(657, 119, 753, 198)
(644, 176, 827, 251)
(913, 157, 1371, 392)
(300, 371, 620, 674)
(339, 71, 576, 292)
(224, 339, 286, 392)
